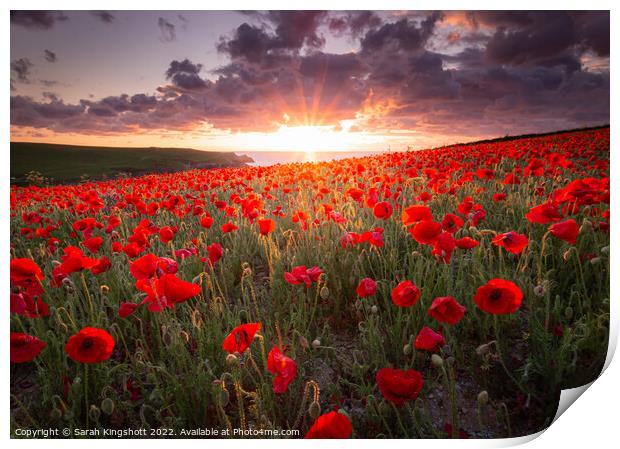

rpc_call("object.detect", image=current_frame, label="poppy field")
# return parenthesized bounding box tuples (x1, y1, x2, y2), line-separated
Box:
(10, 127, 610, 439)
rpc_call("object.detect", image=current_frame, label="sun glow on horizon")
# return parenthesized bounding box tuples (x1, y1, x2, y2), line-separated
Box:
(218, 123, 389, 153)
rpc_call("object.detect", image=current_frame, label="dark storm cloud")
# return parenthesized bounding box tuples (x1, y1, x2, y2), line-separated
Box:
(217, 11, 327, 64)
(158, 17, 176, 42)
(10, 11, 68, 29)
(9, 11, 610, 139)
(360, 13, 441, 54)
(11, 58, 33, 82)
(44, 50, 57, 63)
(91, 11, 116, 24)
(165, 59, 209, 90)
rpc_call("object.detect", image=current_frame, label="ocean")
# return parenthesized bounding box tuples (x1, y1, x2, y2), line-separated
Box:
(239, 150, 388, 167)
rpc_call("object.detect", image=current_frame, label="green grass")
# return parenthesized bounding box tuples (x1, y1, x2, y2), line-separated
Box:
(10, 142, 254, 185)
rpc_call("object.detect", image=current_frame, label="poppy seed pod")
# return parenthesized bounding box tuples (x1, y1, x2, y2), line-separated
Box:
(371, 305, 378, 314)
(101, 397, 115, 415)
(100, 285, 110, 294)
(312, 339, 321, 349)
(477, 390, 489, 406)
(309, 401, 321, 419)
(403, 343, 412, 356)
(320, 286, 330, 299)
(89, 405, 101, 421)
(431, 354, 444, 368)
(225, 354, 239, 367)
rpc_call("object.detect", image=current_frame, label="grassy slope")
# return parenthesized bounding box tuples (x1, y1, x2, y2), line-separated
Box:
(10, 142, 254, 184)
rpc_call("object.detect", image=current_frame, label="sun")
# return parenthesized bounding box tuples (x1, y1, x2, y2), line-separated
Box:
(268, 125, 342, 154)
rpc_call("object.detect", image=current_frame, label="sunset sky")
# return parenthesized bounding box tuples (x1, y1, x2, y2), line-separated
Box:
(10, 10, 610, 152)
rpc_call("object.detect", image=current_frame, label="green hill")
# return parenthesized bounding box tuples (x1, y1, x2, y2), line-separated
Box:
(10, 142, 254, 185)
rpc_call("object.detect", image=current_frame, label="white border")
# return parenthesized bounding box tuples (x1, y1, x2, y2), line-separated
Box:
(3, 2, 617, 448)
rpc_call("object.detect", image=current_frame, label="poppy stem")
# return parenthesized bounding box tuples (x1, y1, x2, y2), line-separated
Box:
(84, 364, 89, 428)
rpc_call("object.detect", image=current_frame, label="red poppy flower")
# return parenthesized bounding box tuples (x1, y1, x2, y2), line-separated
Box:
(442, 213, 464, 233)
(64, 327, 115, 364)
(91, 256, 111, 275)
(305, 411, 353, 439)
(455, 237, 480, 249)
(159, 226, 176, 243)
(401, 205, 433, 226)
(414, 326, 445, 352)
(525, 202, 563, 224)
(428, 296, 466, 325)
(373, 201, 393, 220)
(118, 302, 139, 318)
(129, 253, 160, 280)
(549, 219, 579, 245)
(474, 278, 523, 314)
(222, 222, 238, 233)
(409, 220, 442, 244)
(222, 323, 261, 354)
(207, 243, 223, 266)
(285, 265, 324, 287)
(199, 214, 214, 229)
(493, 193, 507, 202)
(391, 280, 421, 307)
(356, 278, 377, 298)
(11, 292, 49, 318)
(267, 346, 298, 394)
(258, 218, 275, 235)
(136, 274, 201, 312)
(11, 332, 46, 363)
(376, 367, 424, 406)
(491, 231, 529, 254)
(10, 258, 45, 296)
(83, 236, 104, 253)
(432, 232, 456, 264)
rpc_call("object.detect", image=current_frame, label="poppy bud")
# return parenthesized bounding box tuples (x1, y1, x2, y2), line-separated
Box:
(579, 219, 592, 232)
(563, 246, 577, 261)
(431, 354, 444, 368)
(241, 262, 250, 270)
(476, 344, 489, 356)
(320, 286, 330, 299)
(225, 354, 239, 367)
(312, 339, 321, 349)
(100, 285, 110, 294)
(218, 389, 229, 407)
(601, 246, 609, 255)
(135, 360, 146, 373)
(88, 405, 101, 421)
(564, 306, 574, 320)
(403, 344, 412, 356)
(309, 401, 321, 419)
(101, 397, 115, 415)
(299, 335, 309, 349)
(411, 251, 422, 257)
(49, 407, 63, 421)
(477, 390, 489, 406)
(533, 284, 546, 297)
(239, 309, 248, 322)
(370, 305, 378, 314)
(590, 257, 601, 265)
